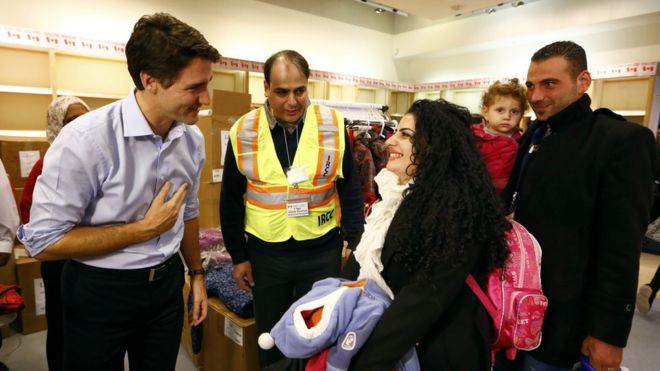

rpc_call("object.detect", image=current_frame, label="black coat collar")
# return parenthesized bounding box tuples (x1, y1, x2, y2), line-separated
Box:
(538, 94, 593, 133)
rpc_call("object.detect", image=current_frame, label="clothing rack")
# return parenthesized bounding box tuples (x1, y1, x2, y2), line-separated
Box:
(311, 99, 390, 122)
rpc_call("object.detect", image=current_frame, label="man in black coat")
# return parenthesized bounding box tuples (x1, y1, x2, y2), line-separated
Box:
(503, 41, 657, 371)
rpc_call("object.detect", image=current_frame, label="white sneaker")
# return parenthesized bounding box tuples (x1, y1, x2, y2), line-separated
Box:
(636, 284, 653, 314)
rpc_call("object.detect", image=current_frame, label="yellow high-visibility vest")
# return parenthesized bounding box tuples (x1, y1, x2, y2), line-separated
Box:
(229, 104, 345, 242)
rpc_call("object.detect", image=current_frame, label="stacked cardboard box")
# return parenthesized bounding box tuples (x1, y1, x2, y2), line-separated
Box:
(12, 246, 47, 335)
(180, 277, 259, 371)
(196, 90, 251, 229)
(0, 135, 49, 212)
(201, 298, 259, 371)
(0, 136, 49, 187)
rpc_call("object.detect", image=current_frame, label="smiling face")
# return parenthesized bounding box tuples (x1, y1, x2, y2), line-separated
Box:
(152, 57, 213, 125)
(482, 95, 523, 135)
(386, 113, 417, 184)
(265, 59, 309, 125)
(526, 56, 591, 121)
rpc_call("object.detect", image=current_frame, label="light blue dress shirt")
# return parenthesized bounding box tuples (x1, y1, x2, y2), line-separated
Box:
(18, 92, 205, 269)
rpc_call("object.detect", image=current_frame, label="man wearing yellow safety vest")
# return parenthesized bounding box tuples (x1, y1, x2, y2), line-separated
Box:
(220, 50, 365, 368)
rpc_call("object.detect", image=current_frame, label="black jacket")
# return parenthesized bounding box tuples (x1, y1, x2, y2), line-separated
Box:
(341, 209, 491, 371)
(504, 94, 657, 367)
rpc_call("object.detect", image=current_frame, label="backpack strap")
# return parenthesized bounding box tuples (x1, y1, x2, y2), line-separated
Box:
(466, 274, 498, 319)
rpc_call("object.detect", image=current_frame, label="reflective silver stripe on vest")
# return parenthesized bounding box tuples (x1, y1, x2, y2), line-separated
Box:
(247, 185, 337, 209)
(236, 109, 259, 180)
(313, 106, 339, 186)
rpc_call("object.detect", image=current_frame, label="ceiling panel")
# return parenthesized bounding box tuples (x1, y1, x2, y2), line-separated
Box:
(369, 0, 531, 20)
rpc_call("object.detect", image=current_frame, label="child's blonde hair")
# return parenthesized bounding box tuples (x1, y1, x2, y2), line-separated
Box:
(481, 78, 529, 113)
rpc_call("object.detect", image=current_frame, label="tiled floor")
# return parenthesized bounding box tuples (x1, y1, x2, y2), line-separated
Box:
(0, 329, 197, 371)
(1, 253, 659, 371)
(625, 252, 660, 371)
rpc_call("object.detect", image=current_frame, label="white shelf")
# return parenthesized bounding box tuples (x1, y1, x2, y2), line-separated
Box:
(0, 130, 47, 138)
(0, 84, 51, 95)
(613, 110, 646, 116)
(56, 89, 125, 100)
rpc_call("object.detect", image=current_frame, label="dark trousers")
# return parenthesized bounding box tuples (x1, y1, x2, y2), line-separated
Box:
(248, 238, 342, 368)
(41, 260, 66, 371)
(61, 256, 184, 371)
(493, 350, 525, 371)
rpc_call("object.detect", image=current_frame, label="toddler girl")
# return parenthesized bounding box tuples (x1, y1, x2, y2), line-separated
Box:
(471, 78, 529, 193)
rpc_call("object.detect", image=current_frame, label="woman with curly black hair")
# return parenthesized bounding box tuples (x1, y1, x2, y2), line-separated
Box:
(342, 98, 511, 370)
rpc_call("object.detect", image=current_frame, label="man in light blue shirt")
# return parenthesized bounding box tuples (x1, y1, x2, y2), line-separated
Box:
(17, 13, 220, 371)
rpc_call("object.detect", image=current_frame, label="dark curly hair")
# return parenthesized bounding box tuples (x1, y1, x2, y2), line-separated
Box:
(391, 99, 510, 275)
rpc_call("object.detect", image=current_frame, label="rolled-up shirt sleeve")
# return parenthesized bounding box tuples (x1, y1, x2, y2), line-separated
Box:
(17, 128, 105, 256)
(183, 130, 205, 221)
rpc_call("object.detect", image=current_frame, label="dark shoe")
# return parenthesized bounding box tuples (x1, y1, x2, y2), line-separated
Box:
(636, 284, 654, 314)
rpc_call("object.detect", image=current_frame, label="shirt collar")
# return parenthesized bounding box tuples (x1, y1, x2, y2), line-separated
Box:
(121, 90, 187, 139)
(264, 99, 309, 130)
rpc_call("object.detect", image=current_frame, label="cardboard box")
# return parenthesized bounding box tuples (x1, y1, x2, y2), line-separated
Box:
(14, 252, 47, 335)
(212, 90, 252, 120)
(195, 90, 250, 227)
(201, 298, 259, 371)
(197, 117, 224, 184)
(198, 181, 220, 229)
(197, 90, 251, 184)
(0, 136, 48, 188)
(181, 280, 259, 371)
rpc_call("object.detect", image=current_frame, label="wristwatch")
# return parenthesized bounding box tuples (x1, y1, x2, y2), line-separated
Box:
(188, 268, 205, 277)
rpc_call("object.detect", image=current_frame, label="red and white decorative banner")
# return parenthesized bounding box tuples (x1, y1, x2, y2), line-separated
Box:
(591, 62, 657, 79)
(1, 24, 657, 92)
(0, 25, 125, 57)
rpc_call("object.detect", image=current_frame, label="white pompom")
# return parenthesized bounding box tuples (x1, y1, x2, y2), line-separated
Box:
(258, 332, 275, 350)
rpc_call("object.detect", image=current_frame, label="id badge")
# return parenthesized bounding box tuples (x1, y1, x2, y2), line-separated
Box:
(286, 165, 309, 185)
(286, 194, 310, 218)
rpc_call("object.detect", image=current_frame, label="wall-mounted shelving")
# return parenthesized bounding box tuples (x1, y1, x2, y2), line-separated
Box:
(1, 37, 658, 134)
(590, 76, 657, 127)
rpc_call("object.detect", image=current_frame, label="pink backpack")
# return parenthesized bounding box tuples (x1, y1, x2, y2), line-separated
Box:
(466, 219, 548, 362)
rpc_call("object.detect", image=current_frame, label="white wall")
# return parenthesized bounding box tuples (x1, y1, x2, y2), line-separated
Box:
(0, 0, 398, 80)
(0, 0, 659, 84)
(393, 0, 660, 82)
